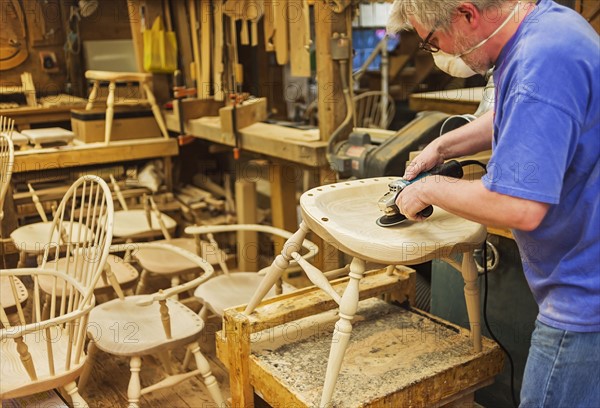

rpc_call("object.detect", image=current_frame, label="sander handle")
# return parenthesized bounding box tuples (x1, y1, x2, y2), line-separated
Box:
(416, 160, 464, 218)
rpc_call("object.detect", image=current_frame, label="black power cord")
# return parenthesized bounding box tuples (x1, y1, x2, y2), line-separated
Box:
(482, 240, 519, 408)
(460, 159, 519, 407)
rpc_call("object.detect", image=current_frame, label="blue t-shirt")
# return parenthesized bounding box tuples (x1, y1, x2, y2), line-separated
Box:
(483, 0, 600, 332)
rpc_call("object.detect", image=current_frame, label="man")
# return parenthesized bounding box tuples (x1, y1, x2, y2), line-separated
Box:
(387, 0, 599, 406)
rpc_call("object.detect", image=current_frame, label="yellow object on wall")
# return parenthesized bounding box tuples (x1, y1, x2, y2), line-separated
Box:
(143, 17, 178, 74)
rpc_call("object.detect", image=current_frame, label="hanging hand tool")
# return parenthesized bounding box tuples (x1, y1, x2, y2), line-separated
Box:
(376, 160, 464, 227)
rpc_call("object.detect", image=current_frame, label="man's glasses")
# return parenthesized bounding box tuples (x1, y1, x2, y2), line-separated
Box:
(419, 29, 440, 53)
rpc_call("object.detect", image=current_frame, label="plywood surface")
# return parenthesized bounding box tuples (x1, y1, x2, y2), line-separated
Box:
(300, 177, 487, 265)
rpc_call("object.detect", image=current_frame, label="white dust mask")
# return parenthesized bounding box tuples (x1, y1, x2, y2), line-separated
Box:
(433, 2, 521, 78)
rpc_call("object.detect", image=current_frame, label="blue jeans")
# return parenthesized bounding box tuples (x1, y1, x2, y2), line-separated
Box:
(520, 320, 600, 407)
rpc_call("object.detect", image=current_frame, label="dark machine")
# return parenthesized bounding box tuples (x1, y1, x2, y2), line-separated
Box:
(330, 111, 454, 179)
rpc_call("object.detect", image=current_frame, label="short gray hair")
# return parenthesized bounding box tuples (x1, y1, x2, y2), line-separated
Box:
(387, 0, 519, 33)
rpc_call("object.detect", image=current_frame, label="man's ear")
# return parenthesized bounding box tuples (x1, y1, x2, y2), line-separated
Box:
(456, 3, 481, 27)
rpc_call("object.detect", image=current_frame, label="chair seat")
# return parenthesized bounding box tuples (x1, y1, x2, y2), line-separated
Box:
(0, 276, 28, 311)
(10, 222, 93, 253)
(112, 209, 177, 238)
(135, 238, 228, 275)
(39, 255, 139, 295)
(194, 272, 283, 316)
(0, 326, 86, 399)
(89, 296, 204, 356)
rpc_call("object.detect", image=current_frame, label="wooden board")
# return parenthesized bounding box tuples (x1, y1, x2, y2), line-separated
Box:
(273, 0, 289, 65)
(219, 98, 268, 135)
(13, 138, 178, 173)
(167, 116, 328, 167)
(200, 0, 212, 99)
(288, 0, 311, 77)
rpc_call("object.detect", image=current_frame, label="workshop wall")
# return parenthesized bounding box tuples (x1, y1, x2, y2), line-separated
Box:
(0, 0, 133, 98)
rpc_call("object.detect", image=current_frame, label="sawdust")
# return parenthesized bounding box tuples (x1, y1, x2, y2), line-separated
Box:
(252, 298, 476, 407)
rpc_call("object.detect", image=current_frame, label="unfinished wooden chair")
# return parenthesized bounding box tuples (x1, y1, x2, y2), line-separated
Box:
(84, 70, 169, 144)
(0, 116, 15, 225)
(0, 174, 114, 407)
(10, 183, 93, 268)
(80, 242, 225, 408)
(184, 224, 318, 320)
(132, 195, 228, 296)
(353, 91, 395, 129)
(236, 177, 486, 407)
(0, 117, 28, 319)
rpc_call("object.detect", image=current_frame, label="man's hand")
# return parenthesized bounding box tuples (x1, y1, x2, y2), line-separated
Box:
(394, 177, 432, 221)
(403, 139, 444, 181)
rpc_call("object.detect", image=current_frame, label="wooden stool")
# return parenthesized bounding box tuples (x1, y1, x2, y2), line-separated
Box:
(234, 177, 490, 407)
(84, 70, 169, 144)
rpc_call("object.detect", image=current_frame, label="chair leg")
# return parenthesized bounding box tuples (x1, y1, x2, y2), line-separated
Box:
(86, 81, 99, 110)
(135, 270, 149, 295)
(104, 81, 116, 144)
(320, 257, 366, 407)
(143, 82, 169, 139)
(127, 356, 143, 408)
(17, 250, 26, 268)
(78, 339, 98, 393)
(189, 342, 225, 406)
(64, 381, 89, 408)
(41, 293, 50, 320)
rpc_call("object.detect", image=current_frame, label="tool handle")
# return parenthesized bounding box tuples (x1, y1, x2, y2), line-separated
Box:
(428, 160, 464, 179)
(418, 205, 434, 218)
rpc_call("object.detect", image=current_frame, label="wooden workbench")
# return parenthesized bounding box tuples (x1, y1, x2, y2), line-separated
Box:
(166, 113, 331, 244)
(13, 138, 179, 190)
(409, 87, 484, 115)
(217, 269, 504, 407)
(0, 104, 85, 130)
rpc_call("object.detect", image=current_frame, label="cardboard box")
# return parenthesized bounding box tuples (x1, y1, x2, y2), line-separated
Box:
(71, 106, 162, 143)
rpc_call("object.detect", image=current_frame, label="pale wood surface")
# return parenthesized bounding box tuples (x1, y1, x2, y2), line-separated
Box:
(10, 222, 92, 253)
(0, 276, 28, 310)
(38, 255, 139, 295)
(112, 209, 177, 239)
(89, 297, 205, 356)
(134, 237, 228, 274)
(300, 177, 487, 265)
(194, 272, 279, 317)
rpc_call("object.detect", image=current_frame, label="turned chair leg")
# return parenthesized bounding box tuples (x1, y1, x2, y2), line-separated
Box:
(189, 342, 225, 406)
(127, 356, 142, 408)
(104, 81, 116, 144)
(64, 381, 89, 408)
(320, 257, 366, 407)
(461, 251, 482, 352)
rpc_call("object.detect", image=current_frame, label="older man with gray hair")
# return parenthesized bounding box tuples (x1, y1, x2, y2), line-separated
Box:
(387, 0, 599, 406)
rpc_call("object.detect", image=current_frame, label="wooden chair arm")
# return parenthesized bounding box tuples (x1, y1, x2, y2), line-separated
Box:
(184, 223, 319, 262)
(108, 242, 215, 306)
